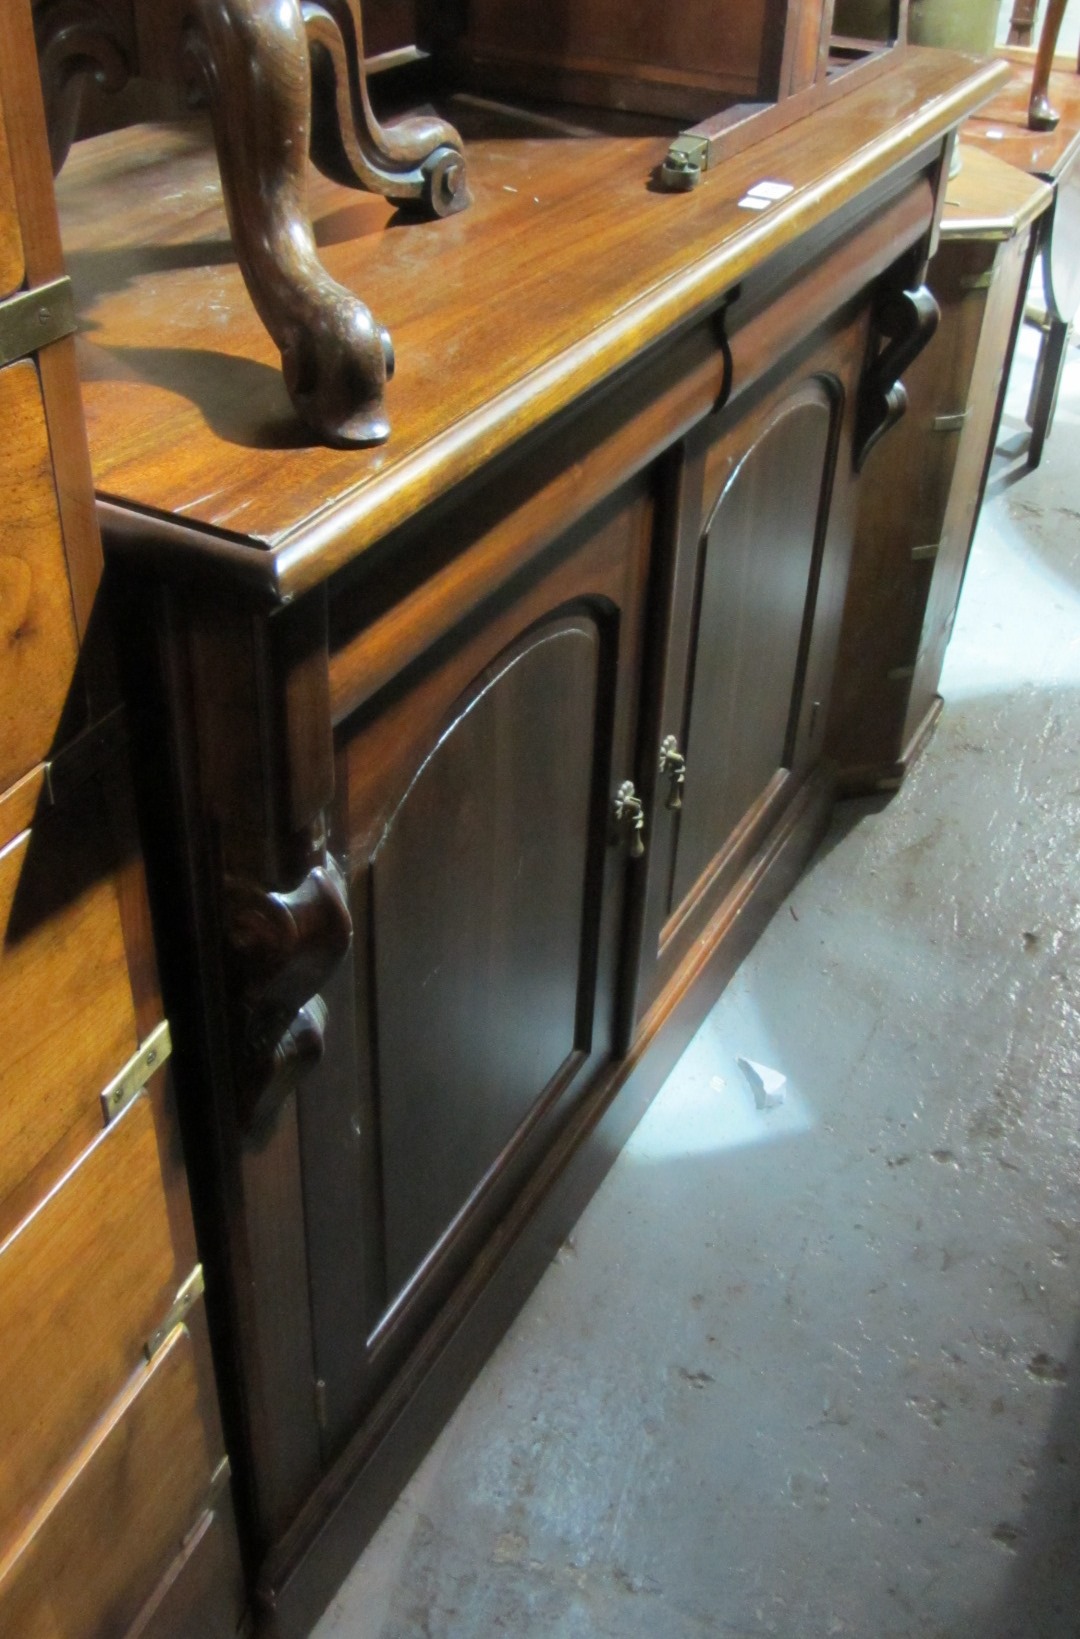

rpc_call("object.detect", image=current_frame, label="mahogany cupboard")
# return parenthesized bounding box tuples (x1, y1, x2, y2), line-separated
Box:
(46, 31, 1007, 1639)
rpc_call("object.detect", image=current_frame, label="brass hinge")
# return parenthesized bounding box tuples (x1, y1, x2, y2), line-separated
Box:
(0, 276, 76, 369)
(100, 1019, 173, 1124)
(911, 543, 940, 562)
(960, 269, 995, 293)
(146, 1264, 206, 1359)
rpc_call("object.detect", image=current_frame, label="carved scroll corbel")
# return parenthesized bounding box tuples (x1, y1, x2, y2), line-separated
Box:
(185, 0, 396, 447)
(33, 1, 130, 172)
(303, 0, 470, 217)
(854, 282, 940, 471)
(224, 852, 352, 1134)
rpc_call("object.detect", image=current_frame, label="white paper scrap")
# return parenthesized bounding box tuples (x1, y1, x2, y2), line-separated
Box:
(737, 195, 771, 211)
(745, 179, 795, 201)
(737, 1057, 787, 1110)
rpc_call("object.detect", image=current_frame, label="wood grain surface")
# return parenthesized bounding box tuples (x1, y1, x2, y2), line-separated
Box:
(0, 1091, 185, 1543)
(0, 361, 83, 791)
(53, 50, 1005, 595)
(0, 1324, 217, 1639)
(0, 802, 138, 1223)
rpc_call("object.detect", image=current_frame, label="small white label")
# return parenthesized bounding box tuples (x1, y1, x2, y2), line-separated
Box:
(745, 179, 795, 201)
(984, 127, 1005, 140)
(737, 195, 771, 211)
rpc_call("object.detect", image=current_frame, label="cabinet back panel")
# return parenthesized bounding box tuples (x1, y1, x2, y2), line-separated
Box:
(372, 616, 600, 1299)
(670, 390, 832, 911)
(464, 0, 787, 95)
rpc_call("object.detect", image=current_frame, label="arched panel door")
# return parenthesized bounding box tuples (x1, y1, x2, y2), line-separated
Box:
(299, 474, 654, 1451)
(635, 370, 843, 1021)
(371, 615, 601, 1300)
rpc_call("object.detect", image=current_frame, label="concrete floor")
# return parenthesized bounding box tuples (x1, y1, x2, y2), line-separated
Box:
(313, 329, 1080, 1638)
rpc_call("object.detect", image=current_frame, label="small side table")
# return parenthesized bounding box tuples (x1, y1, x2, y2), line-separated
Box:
(829, 143, 1052, 793)
(964, 65, 1080, 467)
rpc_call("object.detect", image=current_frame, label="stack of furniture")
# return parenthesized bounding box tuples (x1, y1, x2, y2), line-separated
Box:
(47, 16, 1006, 1635)
(4, 2, 1057, 1634)
(0, 5, 246, 1635)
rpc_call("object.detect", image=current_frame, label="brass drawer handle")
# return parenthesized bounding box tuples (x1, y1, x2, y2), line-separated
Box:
(659, 735, 686, 811)
(612, 781, 646, 858)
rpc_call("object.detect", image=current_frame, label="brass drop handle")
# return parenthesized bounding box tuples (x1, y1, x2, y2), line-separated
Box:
(613, 780, 646, 859)
(659, 735, 686, 810)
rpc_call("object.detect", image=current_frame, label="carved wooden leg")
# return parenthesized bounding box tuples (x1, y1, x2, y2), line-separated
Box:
(1029, 0, 1069, 130)
(33, 0, 130, 172)
(186, 0, 395, 447)
(304, 0, 470, 217)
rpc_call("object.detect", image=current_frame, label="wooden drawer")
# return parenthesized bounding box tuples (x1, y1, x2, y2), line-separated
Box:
(0, 104, 23, 300)
(0, 1090, 192, 1542)
(0, 787, 139, 1220)
(0, 358, 83, 792)
(128, 1486, 248, 1639)
(0, 1323, 219, 1639)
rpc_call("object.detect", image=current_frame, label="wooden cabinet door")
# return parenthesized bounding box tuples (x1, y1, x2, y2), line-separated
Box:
(302, 475, 653, 1448)
(634, 340, 859, 1022)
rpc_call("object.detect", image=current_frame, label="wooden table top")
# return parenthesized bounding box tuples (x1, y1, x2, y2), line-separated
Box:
(942, 141, 1053, 240)
(963, 64, 1080, 180)
(54, 48, 1005, 602)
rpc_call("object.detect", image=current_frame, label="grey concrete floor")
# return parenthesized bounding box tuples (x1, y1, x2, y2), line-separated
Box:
(313, 330, 1080, 1639)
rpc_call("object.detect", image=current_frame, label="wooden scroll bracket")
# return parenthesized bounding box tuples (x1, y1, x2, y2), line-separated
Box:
(33, 0, 470, 446)
(854, 280, 939, 471)
(224, 852, 352, 1135)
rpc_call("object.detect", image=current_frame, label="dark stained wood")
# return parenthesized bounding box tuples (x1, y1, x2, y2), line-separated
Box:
(303, 476, 653, 1448)
(44, 37, 1006, 1632)
(52, 50, 1007, 589)
(373, 614, 602, 1298)
(261, 766, 836, 1639)
(0, 1324, 218, 1639)
(634, 314, 866, 1023)
(828, 152, 1050, 792)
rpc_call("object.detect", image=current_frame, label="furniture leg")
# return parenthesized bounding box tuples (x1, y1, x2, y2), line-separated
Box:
(184, 0, 395, 447)
(1029, 0, 1069, 129)
(1025, 309, 1070, 465)
(1008, 0, 1040, 46)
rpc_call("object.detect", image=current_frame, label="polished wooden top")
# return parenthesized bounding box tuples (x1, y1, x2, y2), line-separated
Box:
(963, 63, 1080, 179)
(54, 49, 1005, 602)
(942, 141, 1053, 239)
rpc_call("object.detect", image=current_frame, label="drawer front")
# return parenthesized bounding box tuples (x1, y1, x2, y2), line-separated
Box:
(0, 792, 139, 1217)
(127, 1488, 247, 1639)
(0, 358, 82, 791)
(0, 1324, 218, 1639)
(0, 1092, 189, 1541)
(0, 104, 23, 300)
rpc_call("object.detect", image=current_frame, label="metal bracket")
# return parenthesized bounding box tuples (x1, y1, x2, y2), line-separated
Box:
(660, 135, 709, 192)
(100, 1019, 173, 1124)
(0, 277, 76, 369)
(932, 412, 967, 434)
(146, 1264, 206, 1359)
